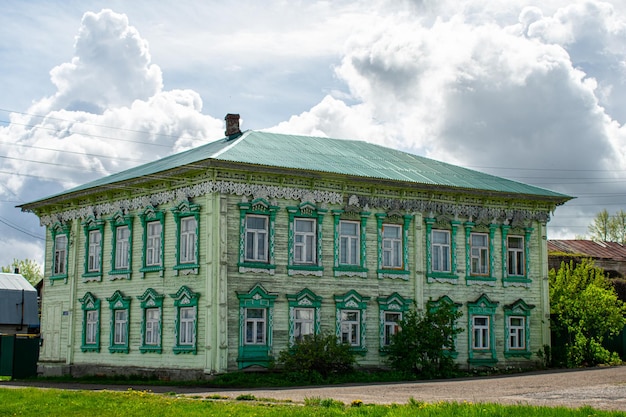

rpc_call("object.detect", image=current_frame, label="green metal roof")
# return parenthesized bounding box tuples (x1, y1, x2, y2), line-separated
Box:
(23, 130, 572, 206)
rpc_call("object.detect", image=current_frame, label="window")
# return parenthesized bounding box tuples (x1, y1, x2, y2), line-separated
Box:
(472, 316, 490, 349)
(109, 213, 133, 278)
(53, 234, 67, 276)
(294, 218, 316, 264)
(432, 230, 451, 272)
(114, 309, 128, 345)
(107, 290, 130, 353)
(335, 290, 370, 353)
(170, 285, 200, 354)
(172, 201, 200, 275)
(137, 287, 164, 353)
(87, 230, 102, 272)
(237, 284, 277, 368)
(115, 226, 130, 269)
(504, 299, 534, 358)
(382, 224, 402, 268)
(376, 213, 411, 279)
(145, 221, 162, 266)
(340, 310, 360, 346)
(287, 288, 322, 346)
(467, 294, 498, 365)
(180, 217, 197, 264)
(508, 316, 525, 349)
(339, 220, 360, 265)
(287, 202, 326, 275)
(179, 307, 196, 345)
(244, 308, 266, 345)
(507, 236, 524, 276)
(470, 233, 489, 275)
(245, 215, 268, 262)
(79, 292, 100, 352)
(383, 312, 401, 346)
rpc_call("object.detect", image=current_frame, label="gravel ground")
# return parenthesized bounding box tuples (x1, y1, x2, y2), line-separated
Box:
(3, 366, 626, 411)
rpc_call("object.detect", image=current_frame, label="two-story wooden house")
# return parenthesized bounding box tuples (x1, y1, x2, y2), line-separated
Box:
(20, 114, 571, 378)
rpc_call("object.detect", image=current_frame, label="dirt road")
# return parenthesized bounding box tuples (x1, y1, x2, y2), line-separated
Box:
(3, 366, 626, 411)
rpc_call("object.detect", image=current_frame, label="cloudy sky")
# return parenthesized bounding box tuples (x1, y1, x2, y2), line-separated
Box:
(1, 0, 626, 269)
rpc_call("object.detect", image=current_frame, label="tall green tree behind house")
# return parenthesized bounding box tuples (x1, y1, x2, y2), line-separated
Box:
(549, 259, 626, 367)
(588, 209, 626, 244)
(1, 258, 43, 285)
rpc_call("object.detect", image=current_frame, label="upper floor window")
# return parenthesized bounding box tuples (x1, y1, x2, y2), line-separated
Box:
(139, 207, 165, 277)
(376, 213, 412, 279)
(382, 224, 402, 268)
(172, 201, 200, 275)
(294, 218, 316, 264)
(245, 215, 268, 262)
(432, 230, 451, 272)
(507, 236, 524, 276)
(339, 220, 360, 266)
(109, 213, 133, 278)
(238, 198, 279, 274)
(470, 232, 489, 275)
(50, 223, 70, 281)
(87, 230, 102, 272)
(287, 202, 326, 276)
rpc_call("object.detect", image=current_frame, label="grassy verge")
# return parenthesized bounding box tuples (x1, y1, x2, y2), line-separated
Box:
(1, 387, 624, 417)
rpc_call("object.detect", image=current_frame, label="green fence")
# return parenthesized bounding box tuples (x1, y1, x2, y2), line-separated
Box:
(0, 335, 40, 378)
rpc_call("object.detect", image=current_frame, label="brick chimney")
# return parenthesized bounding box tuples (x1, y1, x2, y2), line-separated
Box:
(224, 113, 242, 139)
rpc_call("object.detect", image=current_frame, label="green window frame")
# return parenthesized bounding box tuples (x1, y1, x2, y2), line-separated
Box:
(107, 290, 131, 354)
(335, 290, 370, 354)
(50, 222, 70, 282)
(237, 198, 279, 274)
(109, 212, 133, 279)
(425, 217, 460, 284)
(237, 283, 277, 369)
(286, 288, 322, 346)
(169, 285, 200, 354)
(139, 206, 165, 277)
(287, 202, 326, 276)
(82, 217, 104, 281)
(172, 201, 200, 275)
(464, 223, 497, 285)
(428, 295, 462, 358)
(501, 226, 533, 287)
(137, 288, 164, 353)
(376, 212, 412, 280)
(79, 292, 100, 352)
(504, 299, 535, 358)
(377, 292, 411, 352)
(467, 293, 499, 366)
(332, 209, 369, 278)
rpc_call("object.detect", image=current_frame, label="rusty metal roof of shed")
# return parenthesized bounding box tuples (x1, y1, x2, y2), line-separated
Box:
(21, 130, 572, 207)
(548, 240, 626, 261)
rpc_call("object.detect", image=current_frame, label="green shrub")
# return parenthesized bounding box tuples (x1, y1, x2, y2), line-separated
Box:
(386, 302, 463, 378)
(277, 331, 356, 378)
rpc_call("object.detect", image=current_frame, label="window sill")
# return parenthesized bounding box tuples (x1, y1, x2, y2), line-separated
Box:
(173, 346, 197, 355)
(468, 357, 498, 366)
(81, 345, 100, 353)
(82, 272, 102, 282)
(504, 350, 532, 359)
(427, 273, 458, 284)
(334, 266, 368, 278)
(173, 264, 199, 276)
(238, 262, 276, 275)
(349, 347, 368, 355)
(109, 346, 129, 354)
(140, 266, 165, 278)
(377, 269, 409, 280)
(49, 274, 68, 283)
(466, 276, 497, 286)
(288, 264, 323, 277)
(139, 346, 163, 354)
(503, 277, 532, 288)
(109, 270, 131, 280)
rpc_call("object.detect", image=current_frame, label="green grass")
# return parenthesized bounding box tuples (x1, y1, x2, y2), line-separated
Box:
(1, 387, 625, 417)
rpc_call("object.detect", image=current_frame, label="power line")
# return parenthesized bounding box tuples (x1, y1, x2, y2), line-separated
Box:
(0, 216, 44, 240)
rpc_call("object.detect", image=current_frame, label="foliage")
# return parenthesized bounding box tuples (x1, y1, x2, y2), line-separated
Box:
(549, 259, 626, 367)
(386, 302, 463, 378)
(1, 258, 43, 285)
(277, 331, 356, 379)
(2, 387, 624, 417)
(588, 209, 626, 244)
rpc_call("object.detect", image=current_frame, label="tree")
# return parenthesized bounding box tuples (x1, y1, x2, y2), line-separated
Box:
(588, 209, 611, 242)
(1, 258, 43, 285)
(549, 259, 626, 367)
(386, 302, 463, 378)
